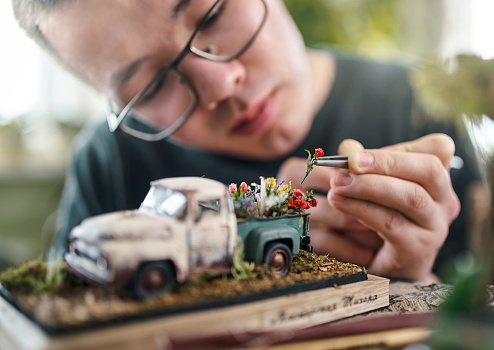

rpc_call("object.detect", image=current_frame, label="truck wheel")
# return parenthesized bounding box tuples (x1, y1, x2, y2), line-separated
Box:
(132, 261, 176, 299)
(263, 242, 292, 277)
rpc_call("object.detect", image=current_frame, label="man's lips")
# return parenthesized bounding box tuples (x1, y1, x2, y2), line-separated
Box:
(230, 92, 277, 135)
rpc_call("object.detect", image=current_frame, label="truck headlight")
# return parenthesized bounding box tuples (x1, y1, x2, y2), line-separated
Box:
(96, 256, 108, 270)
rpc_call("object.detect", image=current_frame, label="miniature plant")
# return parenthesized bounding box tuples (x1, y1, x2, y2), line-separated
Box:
(301, 148, 324, 184)
(231, 236, 255, 280)
(229, 177, 317, 218)
(229, 182, 258, 217)
(0, 259, 82, 293)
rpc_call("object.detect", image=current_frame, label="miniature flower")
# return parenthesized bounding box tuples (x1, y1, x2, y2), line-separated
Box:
(292, 189, 304, 200)
(266, 177, 277, 189)
(265, 192, 289, 210)
(301, 148, 325, 184)
(230, 178, 317, 217)
(240, 182, 249, 194)
(310, 197, 318, 208)
(277, 184, 290, 194)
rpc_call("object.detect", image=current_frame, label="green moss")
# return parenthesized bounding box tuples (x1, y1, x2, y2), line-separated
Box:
(0, 259, 83, 294)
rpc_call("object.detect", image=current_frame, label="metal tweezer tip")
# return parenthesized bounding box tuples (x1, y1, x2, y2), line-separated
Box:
(313, 155, 349, 169)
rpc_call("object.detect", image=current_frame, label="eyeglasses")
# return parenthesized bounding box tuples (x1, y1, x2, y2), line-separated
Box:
(106, 0, 268, 142)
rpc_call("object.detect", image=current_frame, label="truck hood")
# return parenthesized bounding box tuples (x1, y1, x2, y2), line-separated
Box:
(69, 210, 176, 243)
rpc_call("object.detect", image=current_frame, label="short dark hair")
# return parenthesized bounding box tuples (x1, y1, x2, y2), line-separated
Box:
(11, 0, 68, 56)
(11, 0, 91, 82)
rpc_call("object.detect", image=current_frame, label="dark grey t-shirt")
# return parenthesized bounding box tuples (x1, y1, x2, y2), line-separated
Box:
(52, 51, 482, 279)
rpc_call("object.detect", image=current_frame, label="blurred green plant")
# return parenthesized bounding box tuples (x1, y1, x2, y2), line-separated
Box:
(409, 54, 494, 349)
(430, 253, 494, 350)
(411, 55, 494, 125)
(284, 0, 401, 54)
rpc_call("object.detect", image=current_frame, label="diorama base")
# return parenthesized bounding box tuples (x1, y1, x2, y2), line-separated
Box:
(0, 274, 389, 350)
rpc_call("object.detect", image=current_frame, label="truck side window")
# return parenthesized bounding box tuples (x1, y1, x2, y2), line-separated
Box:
(196, 199, 220, 222)
(141, 187, 187, 220)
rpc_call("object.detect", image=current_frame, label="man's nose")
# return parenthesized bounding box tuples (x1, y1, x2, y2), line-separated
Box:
(179, 56, 246, 110)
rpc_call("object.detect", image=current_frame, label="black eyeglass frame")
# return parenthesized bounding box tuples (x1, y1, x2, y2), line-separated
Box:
(107, 0, 268, 142)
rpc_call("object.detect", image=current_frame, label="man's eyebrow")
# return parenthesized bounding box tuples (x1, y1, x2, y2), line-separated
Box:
(109, 1, 189, 90)
(110, 56, 151, 90)
(173, 0, 191, 18)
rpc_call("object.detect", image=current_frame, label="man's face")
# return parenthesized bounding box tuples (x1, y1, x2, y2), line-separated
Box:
(42, 0, 314, 159)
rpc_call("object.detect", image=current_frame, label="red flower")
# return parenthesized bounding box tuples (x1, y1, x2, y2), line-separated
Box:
(292, 189, 303, 200)
(240, 182, 248, 194)
(229, 183, 237, 194)
(287, 199, 296, 208)
(315, 148, 324, 158)
(310, 198, 318, 208)
(296, 200, 307, 209)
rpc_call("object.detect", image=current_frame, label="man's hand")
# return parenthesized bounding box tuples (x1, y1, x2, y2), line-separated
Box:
(277, 134, 460, 282)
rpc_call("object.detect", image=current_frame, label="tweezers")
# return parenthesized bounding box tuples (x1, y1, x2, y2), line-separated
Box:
(313, 155, 349, 169)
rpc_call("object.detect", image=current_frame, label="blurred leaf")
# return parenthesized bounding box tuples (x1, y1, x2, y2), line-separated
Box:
(411, 55, 494, 124)
(283, 0, 401, 54)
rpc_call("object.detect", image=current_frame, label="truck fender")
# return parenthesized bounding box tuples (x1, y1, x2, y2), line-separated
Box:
(243, 225, 300, 264)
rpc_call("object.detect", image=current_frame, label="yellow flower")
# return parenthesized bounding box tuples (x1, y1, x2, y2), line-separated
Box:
(266, 177, 277, 189)
(276, 184, 290, 194)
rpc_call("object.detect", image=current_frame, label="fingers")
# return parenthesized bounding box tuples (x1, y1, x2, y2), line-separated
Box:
(309, 194, 383, 255)
(338, 139, 364, 156)
(308, 194, 371, 231)
(328, 191, 443, 248)
(346, 149, 459, 218)
(343, 229, 384, 252)
(329, 172, 437, 229)
(310, 224, 375, 267)
(380, 133, 455, 170)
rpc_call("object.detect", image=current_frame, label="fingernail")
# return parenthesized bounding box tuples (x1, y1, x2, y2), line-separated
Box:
(335, 172, 353, 187)
(358, 152, 373, 167)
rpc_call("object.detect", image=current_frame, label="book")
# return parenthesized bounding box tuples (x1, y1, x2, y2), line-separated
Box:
(168, 312, 435, 350)
(0, 274, 389, 350)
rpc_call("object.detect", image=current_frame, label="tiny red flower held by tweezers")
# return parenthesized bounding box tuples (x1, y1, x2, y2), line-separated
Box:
(301, 148, 324, 184)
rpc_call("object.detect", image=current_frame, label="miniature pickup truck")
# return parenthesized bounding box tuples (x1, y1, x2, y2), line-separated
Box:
(65, 177, 311, 299)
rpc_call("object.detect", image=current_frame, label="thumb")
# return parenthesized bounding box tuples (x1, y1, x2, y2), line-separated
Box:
(338, 139, 364, 156)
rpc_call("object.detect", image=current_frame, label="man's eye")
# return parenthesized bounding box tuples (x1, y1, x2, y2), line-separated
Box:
(139, 76, 165, 103)
(200, 2, 225, 31)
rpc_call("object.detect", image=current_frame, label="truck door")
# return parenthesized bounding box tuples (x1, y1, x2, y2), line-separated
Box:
(189, 198, 230, 268)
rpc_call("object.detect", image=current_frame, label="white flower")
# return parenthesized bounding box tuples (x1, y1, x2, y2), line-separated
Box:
(265, 192, 289, 209)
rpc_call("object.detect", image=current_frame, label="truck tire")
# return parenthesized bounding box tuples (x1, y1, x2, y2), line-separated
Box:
(131, 261, 176, 299)
(263, 242, 292, 277)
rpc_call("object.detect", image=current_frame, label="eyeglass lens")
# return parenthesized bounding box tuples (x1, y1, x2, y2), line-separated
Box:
(120, 0, 266, 138)
(121, 70, 195, 135)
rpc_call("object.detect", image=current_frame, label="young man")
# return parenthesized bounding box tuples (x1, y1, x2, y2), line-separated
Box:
(12, 0, 482, 282)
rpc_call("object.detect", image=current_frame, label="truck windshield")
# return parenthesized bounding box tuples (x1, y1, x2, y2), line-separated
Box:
(141, 187, 187, 219)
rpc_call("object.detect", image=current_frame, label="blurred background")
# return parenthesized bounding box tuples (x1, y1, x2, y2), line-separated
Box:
(1, 0, 493, 270)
